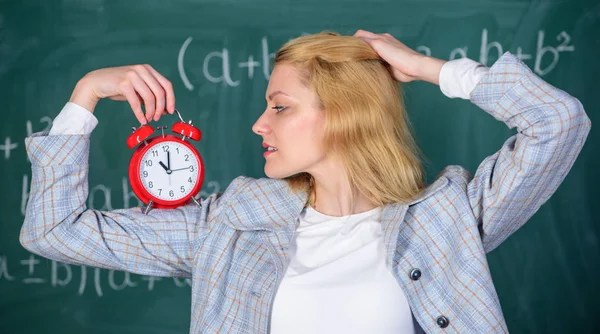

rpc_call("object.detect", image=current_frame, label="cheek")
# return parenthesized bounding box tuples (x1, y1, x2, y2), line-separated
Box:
(264, 114, 326, 177)
(283, 116, 326, 161)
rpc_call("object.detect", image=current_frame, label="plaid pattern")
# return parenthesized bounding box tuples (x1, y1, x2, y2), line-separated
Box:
(21, 52, 590, 333)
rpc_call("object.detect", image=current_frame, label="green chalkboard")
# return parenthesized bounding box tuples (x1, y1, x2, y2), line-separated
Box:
(1, 0, 598, 333)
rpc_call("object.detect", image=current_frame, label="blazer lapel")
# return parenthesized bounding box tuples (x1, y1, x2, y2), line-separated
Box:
(220, 174, 448, 239)
(218, 177, 307, 232)
(380, 175, 449, 268)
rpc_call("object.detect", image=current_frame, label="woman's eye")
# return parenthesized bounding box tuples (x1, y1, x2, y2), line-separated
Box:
(271, 106, 287, 113)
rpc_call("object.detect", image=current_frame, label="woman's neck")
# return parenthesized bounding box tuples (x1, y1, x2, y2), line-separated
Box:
(310, 170, 377, 217)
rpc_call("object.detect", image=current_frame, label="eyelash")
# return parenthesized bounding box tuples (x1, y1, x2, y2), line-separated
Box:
(271, 106, 287, 113)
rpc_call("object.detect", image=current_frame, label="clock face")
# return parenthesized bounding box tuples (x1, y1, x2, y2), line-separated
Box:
(139, 141, 200, 202)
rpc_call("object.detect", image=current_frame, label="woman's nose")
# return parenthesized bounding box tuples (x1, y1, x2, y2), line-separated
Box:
(252, 114, 270, 135)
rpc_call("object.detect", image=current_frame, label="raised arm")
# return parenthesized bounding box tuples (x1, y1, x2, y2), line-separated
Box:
(355, 30, 591, 254)
(21, 132, 224, 277)
(465, 52, 591, 252)
(21, 65, 227, 277)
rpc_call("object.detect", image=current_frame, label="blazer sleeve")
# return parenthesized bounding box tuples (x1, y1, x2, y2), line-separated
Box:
(466, 52, 591, 253)
(20, 132, 229, 278)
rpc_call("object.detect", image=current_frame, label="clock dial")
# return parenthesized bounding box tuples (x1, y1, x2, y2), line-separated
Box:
(139, 141, 200, 201)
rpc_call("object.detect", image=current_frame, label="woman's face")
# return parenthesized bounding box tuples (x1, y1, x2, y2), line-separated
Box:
(252, 64, 327, 179)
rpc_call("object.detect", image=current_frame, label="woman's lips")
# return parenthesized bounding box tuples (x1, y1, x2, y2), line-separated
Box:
(263, 150, 277, 157)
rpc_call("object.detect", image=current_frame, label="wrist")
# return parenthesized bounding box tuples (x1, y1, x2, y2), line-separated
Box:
(417, 56, 446, 86)
(69, 78, 99, 113)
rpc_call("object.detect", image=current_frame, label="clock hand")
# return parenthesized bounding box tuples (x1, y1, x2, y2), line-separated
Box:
(171, 166, 192, 172)
(158, 161, 172, 183)
(159, 161, 171, 173)
(167, 150, 171, 170)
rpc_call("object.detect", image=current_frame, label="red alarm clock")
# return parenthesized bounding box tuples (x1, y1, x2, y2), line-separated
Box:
(127, 109, 205, 214)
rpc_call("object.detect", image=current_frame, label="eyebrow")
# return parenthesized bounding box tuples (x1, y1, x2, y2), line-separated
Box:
(267, 90, 290, 101)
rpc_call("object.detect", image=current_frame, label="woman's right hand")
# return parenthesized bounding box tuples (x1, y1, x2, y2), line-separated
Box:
(69, 64, 176, 124)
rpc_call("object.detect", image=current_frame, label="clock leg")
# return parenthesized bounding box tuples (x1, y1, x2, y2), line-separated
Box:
(143, 200, 154, 215)
(191, 197, 202, 208)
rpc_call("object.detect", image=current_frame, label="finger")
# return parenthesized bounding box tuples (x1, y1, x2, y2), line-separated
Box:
(133, 65, 166, 121)
(381, 33, 395, 41)
(127, 71, 156, 122)
(354, 29, 378, 39)
(134, 92, 162, 119)
(120, 81, 147, 125)
(356, 35, 381, 51)
(144, 65, 176, 114)
(392, 68, 415, 83)
(381, 33, 403, 45)
(135, 92, 145, 108)
(356, 36, 375, 45)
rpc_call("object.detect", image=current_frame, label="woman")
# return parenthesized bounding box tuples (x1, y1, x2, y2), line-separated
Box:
(21, 30, 591, 333)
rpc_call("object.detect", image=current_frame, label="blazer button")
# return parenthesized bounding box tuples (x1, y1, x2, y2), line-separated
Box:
(436, 315, 449, 328)
(409, 268, 421, 281)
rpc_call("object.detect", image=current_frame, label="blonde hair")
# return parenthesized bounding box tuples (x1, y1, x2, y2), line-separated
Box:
(275, 31, 426, 207)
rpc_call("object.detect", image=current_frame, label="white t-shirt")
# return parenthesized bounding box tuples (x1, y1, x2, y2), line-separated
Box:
(269, 206, 415, 333)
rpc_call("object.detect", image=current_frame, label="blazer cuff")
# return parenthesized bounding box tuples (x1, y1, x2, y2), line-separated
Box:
(25, 131, 91, 167)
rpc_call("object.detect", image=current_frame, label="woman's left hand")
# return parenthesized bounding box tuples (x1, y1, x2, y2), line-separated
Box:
(353, 29, 446, 85)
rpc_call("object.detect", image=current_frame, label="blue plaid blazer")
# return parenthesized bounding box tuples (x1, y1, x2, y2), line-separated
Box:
(21, 52, 590, 333)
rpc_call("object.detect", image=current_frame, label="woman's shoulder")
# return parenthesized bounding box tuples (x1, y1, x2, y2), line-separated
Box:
(223, 176, 289, 193)
(215, 176, 307, 231)
(435, 165, 472, 183)
(408, 165, 472, 206)
(431, 165, 475, 194)
(220, 176, 306, 206)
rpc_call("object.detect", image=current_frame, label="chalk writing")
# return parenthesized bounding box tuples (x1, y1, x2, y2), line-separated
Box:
(178, 29, 575, 89)
(52, 260, 71, 288)
(20, 254, 45, 284)
(0, 117, 52, 163)
(179, 36, 275, 90)
(1, 254, 193, 297)
(108, 270, 137, 291)
(0, 137, 18, 160)
(0, 255, 15, 281)
(475, 29, 574, 75)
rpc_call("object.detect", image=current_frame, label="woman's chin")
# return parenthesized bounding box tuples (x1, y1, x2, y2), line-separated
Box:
(264, 164, 294, 179)
(264, 167, 283, 179)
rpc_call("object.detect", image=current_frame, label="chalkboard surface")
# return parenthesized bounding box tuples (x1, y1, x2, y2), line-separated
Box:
(1, 0, 598, 333)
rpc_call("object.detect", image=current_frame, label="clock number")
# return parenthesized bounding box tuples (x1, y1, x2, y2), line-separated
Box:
(151, 150, 158, 157)
(162, 145, 169, 152)
(158, 189, 162, 195)
(185, 154, 189, 161)
(176, 147, 180, 154)
(143, 171, 148, 177)
(188, 177, 192, 183)
(180, 186, 185, 193)
(169, 190, 174, 197)
(148, 181, 153, 188)
(189, 165, 194, 172)
(145, 160, 153, 167)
